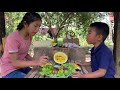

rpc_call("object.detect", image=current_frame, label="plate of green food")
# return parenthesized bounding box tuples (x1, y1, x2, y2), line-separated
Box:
(39, 63, 78, 78)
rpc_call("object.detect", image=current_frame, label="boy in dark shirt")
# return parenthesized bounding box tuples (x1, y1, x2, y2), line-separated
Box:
(72, 22, 115, 78)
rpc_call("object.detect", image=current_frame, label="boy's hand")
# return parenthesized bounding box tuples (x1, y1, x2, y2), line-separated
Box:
(71, 71, 84, 78)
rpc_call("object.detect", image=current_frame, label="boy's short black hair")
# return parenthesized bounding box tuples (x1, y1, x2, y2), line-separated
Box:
(90, 22, 109, 41)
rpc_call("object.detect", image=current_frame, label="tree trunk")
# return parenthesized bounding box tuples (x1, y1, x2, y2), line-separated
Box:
(0, 12, 5, 56)
(54, 36, 58, 43)
(0, 12, 6, 38)
(114, 12, 120, 76)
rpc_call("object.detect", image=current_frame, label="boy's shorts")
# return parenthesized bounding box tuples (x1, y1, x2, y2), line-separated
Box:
(2, 67, 32, 78)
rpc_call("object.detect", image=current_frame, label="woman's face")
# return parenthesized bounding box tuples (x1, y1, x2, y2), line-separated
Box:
(26, 20, 42, 36)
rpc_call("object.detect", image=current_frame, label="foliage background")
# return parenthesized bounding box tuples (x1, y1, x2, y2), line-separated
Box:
(4, 12, 113, 47)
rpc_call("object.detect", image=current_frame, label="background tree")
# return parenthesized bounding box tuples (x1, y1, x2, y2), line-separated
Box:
(39, 12, 107, 43)
(5, 12, 25, 35)
(4, 12, 107, 44)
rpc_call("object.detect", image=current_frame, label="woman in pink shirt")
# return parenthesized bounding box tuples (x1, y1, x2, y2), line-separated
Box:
(0, 12, 49, 78)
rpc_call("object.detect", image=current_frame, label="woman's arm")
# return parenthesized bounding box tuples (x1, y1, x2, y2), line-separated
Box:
(25, 53, 34, 61)
(10, 52, 49, 68)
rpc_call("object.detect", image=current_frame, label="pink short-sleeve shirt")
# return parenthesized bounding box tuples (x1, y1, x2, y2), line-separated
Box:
(0, 30, 32, 76)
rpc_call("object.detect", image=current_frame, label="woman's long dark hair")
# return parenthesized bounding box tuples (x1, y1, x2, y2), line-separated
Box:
(17, 12, 42, 31)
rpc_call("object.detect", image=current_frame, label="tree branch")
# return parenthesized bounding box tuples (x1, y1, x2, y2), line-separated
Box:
(45, 12, 55, 38)
(56, 12, 74, 37)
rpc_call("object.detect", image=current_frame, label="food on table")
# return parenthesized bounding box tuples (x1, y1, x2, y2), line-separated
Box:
(73, 63, 81, 70)
(51, 41, 57, 47)
(53, 52, 68, 64)
(63, 43, 80, 48)
(41, 63, 52, 67)
(39, 51, 82, 78)
(39, 63, 78, 78)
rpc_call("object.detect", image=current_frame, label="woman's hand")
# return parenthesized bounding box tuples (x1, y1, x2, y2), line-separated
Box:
(37, 55, 49, 66)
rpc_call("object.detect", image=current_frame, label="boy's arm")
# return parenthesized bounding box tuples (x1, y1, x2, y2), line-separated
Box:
(72, 68, 106, 78)
(76, 61, 91, 66)
(81, 61, 91, 66)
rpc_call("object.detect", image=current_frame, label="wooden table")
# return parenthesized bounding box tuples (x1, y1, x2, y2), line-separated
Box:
(25, 66, 43, 78)
(25, 47, 88, 78)
(33, 47, 86, 63)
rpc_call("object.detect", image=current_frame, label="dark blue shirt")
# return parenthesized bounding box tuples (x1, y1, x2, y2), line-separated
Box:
(91, 42, 115, 78)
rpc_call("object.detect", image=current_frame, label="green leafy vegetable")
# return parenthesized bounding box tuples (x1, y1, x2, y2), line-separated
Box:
(39, 63, 76, 78)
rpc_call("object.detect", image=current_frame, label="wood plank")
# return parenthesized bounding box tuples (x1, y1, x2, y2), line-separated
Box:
(26, 70, 38, 78)
(114, 12, 120, 75)
(33, 68, 41, 78)
(81, 66, 88, 74)
(0, 12, 6, 38)
(25, 67, 39, 78)
(33, 74, 40, 78)
(33, 47, 86, 63)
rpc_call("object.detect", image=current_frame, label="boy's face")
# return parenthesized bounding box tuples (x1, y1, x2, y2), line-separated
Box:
(86, 27, 102, 44)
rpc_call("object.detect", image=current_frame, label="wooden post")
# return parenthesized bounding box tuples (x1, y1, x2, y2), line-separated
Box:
(0, 12, 6, 38)
(0, 12, 6, 56)
(113, 12, 120, 76)
(0, 35, 2, 57)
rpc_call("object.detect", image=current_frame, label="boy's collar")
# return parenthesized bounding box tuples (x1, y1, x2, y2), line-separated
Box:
(91, 42, 105, 53)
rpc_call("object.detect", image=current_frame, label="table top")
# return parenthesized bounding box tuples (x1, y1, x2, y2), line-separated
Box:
(25, 47, 87, 78)
(33, 47, 86, 64)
